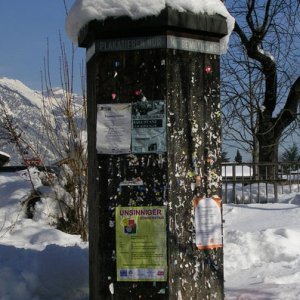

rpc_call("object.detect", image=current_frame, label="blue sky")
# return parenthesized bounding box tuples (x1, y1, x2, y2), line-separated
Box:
(0, 0, 84, 92)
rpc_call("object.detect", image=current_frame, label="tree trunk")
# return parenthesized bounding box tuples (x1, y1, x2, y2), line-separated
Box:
(257, 118, 279, 163)
(257, 76, 300, 166)
(257, 113, 280, 179)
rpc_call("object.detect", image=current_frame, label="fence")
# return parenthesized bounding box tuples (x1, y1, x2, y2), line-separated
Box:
(222, 162, 300, 204)
(1, 163, 299, 204)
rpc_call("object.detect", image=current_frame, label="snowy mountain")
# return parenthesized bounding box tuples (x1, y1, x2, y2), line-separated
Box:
(0, 77, 49, 164)
(0, 77, 85, 165)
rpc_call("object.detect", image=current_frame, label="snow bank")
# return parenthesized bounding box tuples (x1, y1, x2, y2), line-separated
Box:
(0, 244, 88, 300)
(0, 169, 89, 299)
(66, 0, 235, 52)
(224, 203, 300, 299)
(0, 169, 85, 250)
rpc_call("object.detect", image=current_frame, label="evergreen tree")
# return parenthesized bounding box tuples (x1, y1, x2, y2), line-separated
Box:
(222, 150, 230, 162)
(234, 150, 242, 163)
(280, 144, 300, 162)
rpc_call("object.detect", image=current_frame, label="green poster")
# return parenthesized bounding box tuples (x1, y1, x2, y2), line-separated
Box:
(115, 206, 167, 281)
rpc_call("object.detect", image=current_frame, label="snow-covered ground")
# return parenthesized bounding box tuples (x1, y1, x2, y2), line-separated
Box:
(224, 202, 300, 300)
(0, 169, 88, 300)
(1, 169, 300, 299)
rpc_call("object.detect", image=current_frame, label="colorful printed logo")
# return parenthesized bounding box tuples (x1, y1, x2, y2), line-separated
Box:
(123, 218, 137, 234)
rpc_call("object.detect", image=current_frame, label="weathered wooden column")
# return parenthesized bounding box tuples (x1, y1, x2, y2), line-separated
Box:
(78, 7, 227, 299)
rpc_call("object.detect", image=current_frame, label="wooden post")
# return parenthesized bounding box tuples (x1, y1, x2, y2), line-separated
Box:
(79, 7, 227, 299)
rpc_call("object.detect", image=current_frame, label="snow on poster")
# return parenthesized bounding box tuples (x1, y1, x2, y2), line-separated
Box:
(194, 197, 223, 250)
(115, 206, 167, 282)
(96, 104, 131, 154)
(132, 100, 166, 153)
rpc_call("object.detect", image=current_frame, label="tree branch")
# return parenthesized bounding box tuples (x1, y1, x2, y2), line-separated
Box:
(275, 76, 300, 132)
(234, 21, 249, 45)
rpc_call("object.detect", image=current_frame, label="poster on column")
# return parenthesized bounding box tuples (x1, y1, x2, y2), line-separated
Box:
(132, 100, 166, 153)
(115, 206, 167, 282)
(194, 196, 223, 250)
(96, 103, 131, 154)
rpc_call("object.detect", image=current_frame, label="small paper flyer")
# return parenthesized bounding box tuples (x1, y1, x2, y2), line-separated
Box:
(115, 206, 167, 282)
(194, 196, 223, 250)
(132, 100, 166, 153)
(96, 103, 131, 154)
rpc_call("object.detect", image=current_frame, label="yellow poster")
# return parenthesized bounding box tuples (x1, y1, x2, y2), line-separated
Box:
(115, 206, 167, 281)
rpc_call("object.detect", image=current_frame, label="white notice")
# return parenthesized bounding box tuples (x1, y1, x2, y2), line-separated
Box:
(97, 104, 132, 154)
(194, 196, 223, 250)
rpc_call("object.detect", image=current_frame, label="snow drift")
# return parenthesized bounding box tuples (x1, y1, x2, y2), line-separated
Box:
(1, 168, 300, 299)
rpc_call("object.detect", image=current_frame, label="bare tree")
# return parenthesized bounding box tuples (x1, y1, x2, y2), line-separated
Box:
(0, 40, 88, 240)
(222, 0, 300, 164)
(41, 36, 88, 240)
(0, 1, 88, 240)
(0, 97, 40, 191)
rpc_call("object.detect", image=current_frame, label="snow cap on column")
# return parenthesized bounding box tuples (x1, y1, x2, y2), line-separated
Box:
(65, 0, 235, 53)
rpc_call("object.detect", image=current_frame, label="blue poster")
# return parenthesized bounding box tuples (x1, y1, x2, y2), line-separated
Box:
(132, 100, 166, 153)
